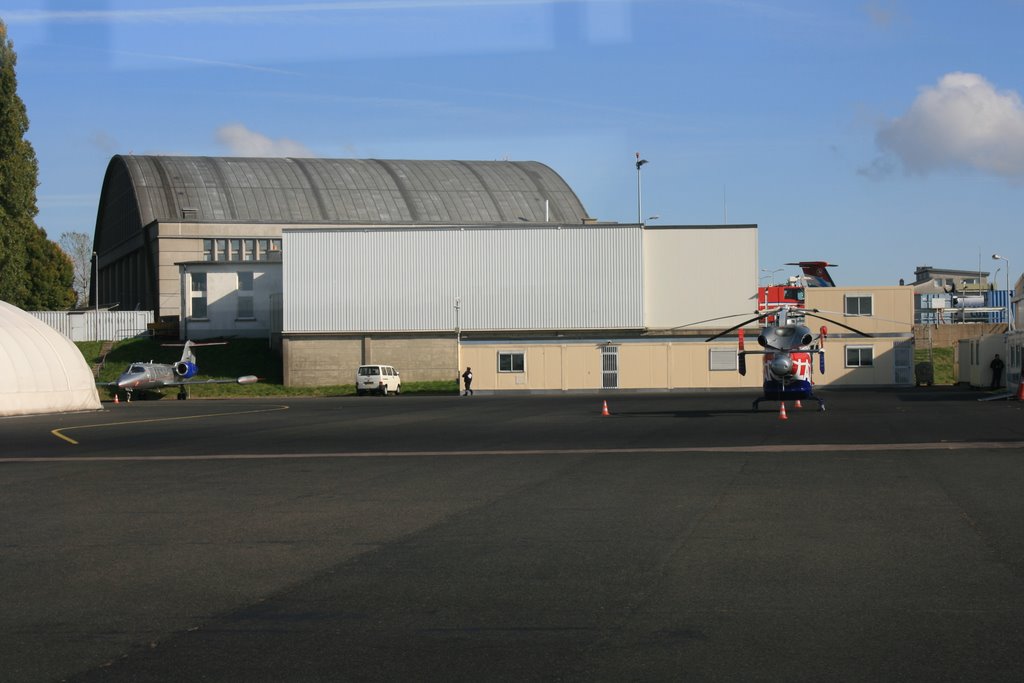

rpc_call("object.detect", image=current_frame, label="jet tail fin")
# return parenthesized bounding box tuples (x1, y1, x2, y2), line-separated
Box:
(161, 340, 228, 364)
(786, 261, 837, 287)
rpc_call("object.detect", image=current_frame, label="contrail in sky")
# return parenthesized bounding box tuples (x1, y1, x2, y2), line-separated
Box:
(1, 0, 641, 24)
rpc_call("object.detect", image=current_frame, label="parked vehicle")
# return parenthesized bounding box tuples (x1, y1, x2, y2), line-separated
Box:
(356, 364, 401, 396)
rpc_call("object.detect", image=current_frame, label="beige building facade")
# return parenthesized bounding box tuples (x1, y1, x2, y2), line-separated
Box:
(449, 285, 915, 393)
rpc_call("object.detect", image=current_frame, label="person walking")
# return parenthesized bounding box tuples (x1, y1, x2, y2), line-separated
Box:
(462, 367, 474, 396)
(990, 354, 1005, 389)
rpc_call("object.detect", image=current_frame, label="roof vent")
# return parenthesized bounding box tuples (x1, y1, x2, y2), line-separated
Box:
(181, 207, 198, 220)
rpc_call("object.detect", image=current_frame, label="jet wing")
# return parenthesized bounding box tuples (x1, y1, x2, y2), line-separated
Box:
(163, 375, 259, 386)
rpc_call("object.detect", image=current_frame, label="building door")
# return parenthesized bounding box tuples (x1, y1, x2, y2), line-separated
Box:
(894, 340, 913, 385)
(602, 346, 618, 389)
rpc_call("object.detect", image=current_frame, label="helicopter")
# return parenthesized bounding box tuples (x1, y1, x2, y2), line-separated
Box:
(101, 340, 258, 402)
(706, 306, 873, 412)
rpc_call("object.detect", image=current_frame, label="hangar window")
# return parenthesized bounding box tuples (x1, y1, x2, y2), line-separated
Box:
(203, 239, 214, 261)
(498, 351, 525, 373)
(845, 345, 873, 368)
(844, 295, 873, 316)
(709, 348, 737, 371)
(190, 273, 208, 319)
(237, 272, 254, 319)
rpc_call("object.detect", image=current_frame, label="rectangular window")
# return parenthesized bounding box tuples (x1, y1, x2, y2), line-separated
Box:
(268, 239, 282, 259)
(257, 239, 270, 260)
(237, 272, 254, 318)
(498, 351, 525, 373)
(237, 296, 254, 318)
(845, 345, 874, 367)
(203, 239, 213, 262)
(709, 348, 738, 371)
(243, 239, 255, 261)
(215, 239, 227, 262)
(230, 239, 242, 261)
(190, 273, 208, 318)
(844, 295, 873, 316)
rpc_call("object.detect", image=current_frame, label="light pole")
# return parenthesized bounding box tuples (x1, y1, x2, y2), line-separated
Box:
(635, 153, 648, 227)
(760, 267, 784, 286)
(454, 297, 462, 388)
(992, 254, 1012, 330)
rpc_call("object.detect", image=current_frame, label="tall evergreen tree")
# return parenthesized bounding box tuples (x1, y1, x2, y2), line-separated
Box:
(0, 20, 74, 309)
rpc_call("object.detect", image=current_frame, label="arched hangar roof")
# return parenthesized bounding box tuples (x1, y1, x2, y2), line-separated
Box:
(94, 155, 591, 251)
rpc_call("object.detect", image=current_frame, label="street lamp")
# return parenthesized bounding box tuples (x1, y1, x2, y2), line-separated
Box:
(760, 267, 784, 286)
(992, 254, 1012, 330)
(454, 297, 462, 387)
(635, 153, 648, 227)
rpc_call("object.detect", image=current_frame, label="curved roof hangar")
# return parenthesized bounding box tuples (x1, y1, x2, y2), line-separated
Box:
(95, 155, 591, 251)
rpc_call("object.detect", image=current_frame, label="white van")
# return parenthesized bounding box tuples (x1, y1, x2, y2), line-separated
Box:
(356, 365, 401, 396)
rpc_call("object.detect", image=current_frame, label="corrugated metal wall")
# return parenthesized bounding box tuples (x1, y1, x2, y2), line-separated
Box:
(283, 225, 643, 333)
(29, 311, 154, 341)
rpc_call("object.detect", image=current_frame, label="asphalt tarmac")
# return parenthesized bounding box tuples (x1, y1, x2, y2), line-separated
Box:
(3, 388, 1024, 681)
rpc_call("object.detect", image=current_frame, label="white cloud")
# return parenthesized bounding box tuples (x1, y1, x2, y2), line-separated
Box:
(873, 72, 1024, 178)
(215, 124, 315, 157)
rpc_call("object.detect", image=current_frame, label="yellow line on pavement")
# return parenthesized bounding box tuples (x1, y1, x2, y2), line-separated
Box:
(50, 404, 291, 445)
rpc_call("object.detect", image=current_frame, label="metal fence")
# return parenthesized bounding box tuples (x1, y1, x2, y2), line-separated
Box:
(29, 310, 154, 341)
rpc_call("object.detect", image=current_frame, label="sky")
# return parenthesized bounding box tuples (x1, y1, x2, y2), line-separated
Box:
(3, 0, 1023, 288)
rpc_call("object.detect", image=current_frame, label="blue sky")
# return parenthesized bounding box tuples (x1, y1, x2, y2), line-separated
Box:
(4, 0, 1024, 287)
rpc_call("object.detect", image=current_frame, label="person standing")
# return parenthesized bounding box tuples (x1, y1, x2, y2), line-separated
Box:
(990, 354, 1005, 389)
(462, 367, 474, 396)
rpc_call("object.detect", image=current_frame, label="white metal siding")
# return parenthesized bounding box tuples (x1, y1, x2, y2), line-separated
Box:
(284, 225, 643, 333)
(29, 310, 154, 341)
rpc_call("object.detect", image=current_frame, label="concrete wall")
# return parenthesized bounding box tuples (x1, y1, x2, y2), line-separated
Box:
(284, 335, 457, 386)
(153, 223, 284, 318)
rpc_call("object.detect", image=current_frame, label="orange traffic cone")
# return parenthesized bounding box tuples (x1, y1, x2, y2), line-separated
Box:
(114, 393, 119, 405)
(601, 400, 610, 416)
(1016, 381, 1024, 401)
(778, 402, 788, 420)
(794, 399, 802, 409)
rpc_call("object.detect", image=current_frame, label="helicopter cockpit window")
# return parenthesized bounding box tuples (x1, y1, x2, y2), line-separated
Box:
(784, 288, 804, 301)
(129, 365, 145, 374)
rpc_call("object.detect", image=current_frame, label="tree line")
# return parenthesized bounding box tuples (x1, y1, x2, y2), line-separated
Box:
(0, 20, 77, 310)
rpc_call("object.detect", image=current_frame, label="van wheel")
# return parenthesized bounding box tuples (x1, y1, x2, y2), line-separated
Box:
(395, 384, 401, 395)
(380, 386, 388, 396)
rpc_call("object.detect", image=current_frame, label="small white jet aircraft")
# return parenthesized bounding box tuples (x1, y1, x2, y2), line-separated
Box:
(104, 341, 258, 401)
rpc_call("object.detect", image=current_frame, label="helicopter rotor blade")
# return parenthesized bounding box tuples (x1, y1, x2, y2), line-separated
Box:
(670, 312, 760, 331)
(803, 310, 873, 337)
(705, 310, 778, 342)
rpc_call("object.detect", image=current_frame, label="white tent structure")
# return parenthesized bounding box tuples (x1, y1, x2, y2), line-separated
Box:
(0, 300, 102, 416)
